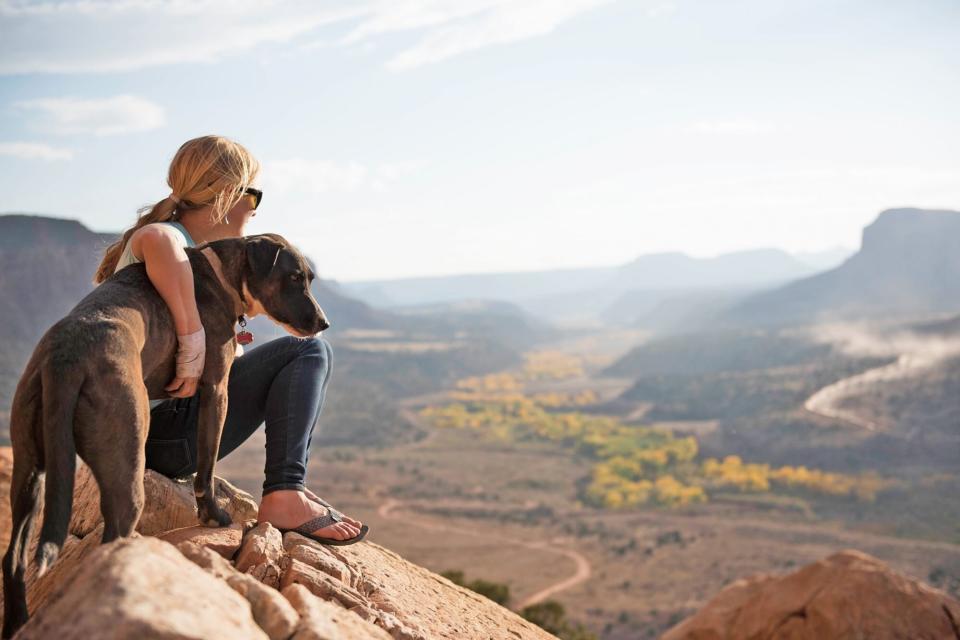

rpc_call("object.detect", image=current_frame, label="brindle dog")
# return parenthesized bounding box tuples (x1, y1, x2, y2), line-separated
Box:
(1, 233, 328, 638)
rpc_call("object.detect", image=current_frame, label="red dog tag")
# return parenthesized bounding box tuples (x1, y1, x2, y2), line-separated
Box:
(236, 315, 254, 345)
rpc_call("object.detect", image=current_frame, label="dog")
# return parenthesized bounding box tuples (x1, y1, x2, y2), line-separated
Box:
(1, 233, 328, 637)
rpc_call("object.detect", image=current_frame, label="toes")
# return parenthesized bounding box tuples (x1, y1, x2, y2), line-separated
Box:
(313, 522, 359, 540)
(330, 522, 358, 540)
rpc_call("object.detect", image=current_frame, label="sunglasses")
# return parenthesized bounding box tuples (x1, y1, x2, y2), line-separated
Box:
(244, 187, 263, 209)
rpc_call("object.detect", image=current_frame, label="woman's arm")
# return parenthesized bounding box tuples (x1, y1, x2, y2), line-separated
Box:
(130, 224, 204, 398)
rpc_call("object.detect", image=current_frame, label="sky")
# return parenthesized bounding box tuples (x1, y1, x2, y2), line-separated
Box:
(0, 0, 957, 282)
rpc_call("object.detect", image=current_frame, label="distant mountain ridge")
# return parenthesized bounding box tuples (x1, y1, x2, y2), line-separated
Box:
(0, 213, 393, 344)
(340, 247, 849, 327)
(725, 208, 960, 326)
(0, 214, 548, 439)
(613, 248, 816, 289)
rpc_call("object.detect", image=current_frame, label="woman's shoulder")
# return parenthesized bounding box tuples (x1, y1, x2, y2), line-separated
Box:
(124, 222, 190, 265)
(132, 222, 191, 251)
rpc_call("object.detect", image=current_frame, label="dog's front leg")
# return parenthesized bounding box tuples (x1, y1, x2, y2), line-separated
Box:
(194, 380, 232, 527)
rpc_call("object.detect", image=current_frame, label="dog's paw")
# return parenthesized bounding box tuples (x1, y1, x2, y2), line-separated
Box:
(197, 498, 232, 527)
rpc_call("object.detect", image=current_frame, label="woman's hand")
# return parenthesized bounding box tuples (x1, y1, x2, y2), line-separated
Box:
(165, 375, 200, 398)
(165, 327, 205, 398)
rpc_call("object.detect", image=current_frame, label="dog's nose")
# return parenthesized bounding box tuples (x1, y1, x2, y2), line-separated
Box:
(316, 312, 330, 333)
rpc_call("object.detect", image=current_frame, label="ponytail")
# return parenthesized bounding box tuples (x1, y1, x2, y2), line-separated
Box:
(93, 196, 178, 284)
(92, 134, 260, 285)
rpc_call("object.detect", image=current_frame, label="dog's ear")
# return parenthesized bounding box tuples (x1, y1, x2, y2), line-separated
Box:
(245, 236, 283, 282)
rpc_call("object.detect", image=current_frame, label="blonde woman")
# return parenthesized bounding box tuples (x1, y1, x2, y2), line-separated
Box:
(95, 135, 365, 544)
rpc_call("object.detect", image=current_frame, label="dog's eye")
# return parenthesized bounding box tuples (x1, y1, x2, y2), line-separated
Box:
(290, 272, 304, 282)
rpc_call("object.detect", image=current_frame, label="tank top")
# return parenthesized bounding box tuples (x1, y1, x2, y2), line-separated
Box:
(114, 221, 195, 272)
(113, 221, 241, 407)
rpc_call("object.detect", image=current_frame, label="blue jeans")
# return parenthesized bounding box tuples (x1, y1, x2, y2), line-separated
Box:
(146, 335, 333, 496)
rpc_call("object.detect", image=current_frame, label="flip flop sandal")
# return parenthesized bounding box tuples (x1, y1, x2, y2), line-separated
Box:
(281, 506, 369, 546)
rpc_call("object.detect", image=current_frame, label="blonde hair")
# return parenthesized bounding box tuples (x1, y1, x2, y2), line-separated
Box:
(94, 135, 261, 284)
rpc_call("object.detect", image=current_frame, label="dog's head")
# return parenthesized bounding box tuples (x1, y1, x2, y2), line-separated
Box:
(242, 234, 329, 337)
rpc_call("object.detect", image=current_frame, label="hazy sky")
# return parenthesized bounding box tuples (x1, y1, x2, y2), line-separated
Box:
(1, 0, 957, 281)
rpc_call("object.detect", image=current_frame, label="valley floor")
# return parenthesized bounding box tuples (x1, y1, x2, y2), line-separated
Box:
(219, 355, 960, 640)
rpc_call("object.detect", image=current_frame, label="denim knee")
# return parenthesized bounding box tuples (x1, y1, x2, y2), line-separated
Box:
(295, 335, 332, 367)
(270, 335, 331, 360)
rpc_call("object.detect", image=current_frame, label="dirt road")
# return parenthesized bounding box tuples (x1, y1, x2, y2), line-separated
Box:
(377, 497, 592, 609)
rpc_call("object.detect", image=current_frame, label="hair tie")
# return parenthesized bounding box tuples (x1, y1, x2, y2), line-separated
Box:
(169, 193, 182, 205)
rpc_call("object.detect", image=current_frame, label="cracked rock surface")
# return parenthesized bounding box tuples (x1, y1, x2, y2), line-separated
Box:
(0, 447, 555, 640)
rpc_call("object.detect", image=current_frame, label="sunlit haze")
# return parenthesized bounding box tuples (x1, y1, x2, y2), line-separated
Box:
(0, 0, 957, 281)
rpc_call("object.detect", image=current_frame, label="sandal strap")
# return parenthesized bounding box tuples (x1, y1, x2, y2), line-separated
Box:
(293, 508, 343, 535)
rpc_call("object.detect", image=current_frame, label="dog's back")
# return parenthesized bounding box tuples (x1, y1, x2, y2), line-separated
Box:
(1, 261, 178, 638)
(0, 235, 324, 637)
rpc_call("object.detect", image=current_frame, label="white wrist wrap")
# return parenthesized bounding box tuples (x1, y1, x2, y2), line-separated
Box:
(176, 327, 206, 379)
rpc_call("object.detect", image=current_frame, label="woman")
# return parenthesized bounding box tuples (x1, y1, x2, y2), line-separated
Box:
(94, 135, 365, 544)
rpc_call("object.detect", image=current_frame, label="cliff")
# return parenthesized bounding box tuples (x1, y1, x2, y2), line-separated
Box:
(0, 447, 554, 639)
(726, 207, 960, 326)
(663, 548, 960, 639)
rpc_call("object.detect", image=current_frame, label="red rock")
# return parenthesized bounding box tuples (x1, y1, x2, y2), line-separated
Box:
(283, 533, 350, 584)
(0, 447, 13, 551)
(237, 522, 284, 572)
(247, 560, 283, 589)
(228, 572, 300, 640)
(662, 549, 960, 640)
(158, 523, 244, 559)
(15, 537, 268, 639)
(176, 540, 237, 580)
(279, 557, 368, 610)
(136, 472, 259, 536)
(282, 583, 392, 640)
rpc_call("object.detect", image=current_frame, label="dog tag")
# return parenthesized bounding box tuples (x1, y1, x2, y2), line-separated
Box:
(236, 315, 254, 345)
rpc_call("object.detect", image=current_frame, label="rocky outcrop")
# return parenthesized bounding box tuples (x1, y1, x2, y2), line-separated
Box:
(662, 549, 960, 640)
(16, 537, 270, 640)
(726, 207, 960, 325)
(0, 447, 554, 640)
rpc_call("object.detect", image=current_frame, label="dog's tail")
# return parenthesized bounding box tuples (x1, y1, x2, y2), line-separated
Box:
(2, 360, 45, 639)
(34, 363, 81, 577)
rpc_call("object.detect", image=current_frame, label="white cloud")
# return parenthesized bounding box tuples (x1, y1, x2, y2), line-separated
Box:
(0, 142, 73, 160)
(686, 120, 776, 135)
(0, 0, 617, 74)
(382, 0, 616, 71)
(14, 95, 165, 136)
(263, 158, 418, 195)
(0, 1, 367, 74)
(264, 159, 369, 195)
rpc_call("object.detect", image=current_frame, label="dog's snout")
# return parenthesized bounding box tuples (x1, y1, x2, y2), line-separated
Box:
(315, 309, 330, 333)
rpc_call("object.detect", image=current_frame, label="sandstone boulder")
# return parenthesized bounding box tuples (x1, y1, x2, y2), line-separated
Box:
(65, 463, 258, 538)
(0, 448, 12, 551)
(286, 531, 556, 639)
(178, 541, 299, 640)
(0, 447, 556, 640)
(228, 572, 300, 640)
(237, 521, 285, 587)
(662, 549, 960, 640)
(282, 583, 392, 640)
(15, 536, 269, 640)
(159, 522, 245, 559)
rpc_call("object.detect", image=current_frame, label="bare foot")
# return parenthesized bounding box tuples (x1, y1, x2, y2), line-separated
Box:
(258, 490, 362, 541)
(302, 487, 364, 529)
